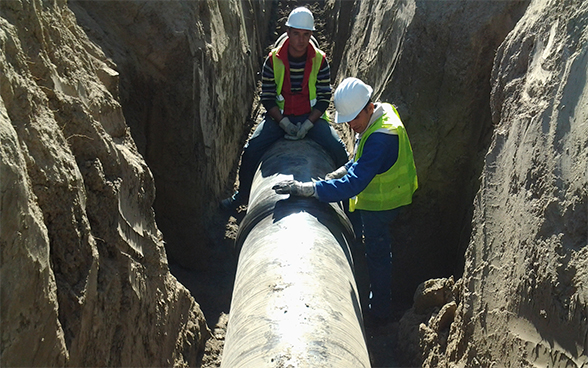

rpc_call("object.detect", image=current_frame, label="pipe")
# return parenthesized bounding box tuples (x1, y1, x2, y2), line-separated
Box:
(222, 139, 370, 368)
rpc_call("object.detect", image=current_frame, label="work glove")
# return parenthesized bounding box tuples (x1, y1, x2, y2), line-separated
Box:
(325, 166, 348, 180)
(285, 119, 313, 140)
(272, 180, 316, 198)
(279, 117, 298, 136)
(283, 122, 301, 140)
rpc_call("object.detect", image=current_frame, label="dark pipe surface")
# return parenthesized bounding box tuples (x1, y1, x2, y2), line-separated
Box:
(222, 139, 370, 368)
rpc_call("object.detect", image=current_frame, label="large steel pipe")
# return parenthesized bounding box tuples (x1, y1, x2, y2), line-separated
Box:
(221, 139, 370, 368)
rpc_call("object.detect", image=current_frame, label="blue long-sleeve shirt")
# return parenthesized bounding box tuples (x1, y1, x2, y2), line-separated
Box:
(315, 132, 399, 203)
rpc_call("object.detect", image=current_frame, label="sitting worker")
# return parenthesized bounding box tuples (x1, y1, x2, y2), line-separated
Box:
(272, 77, 418, 322)
(222, 6, 349, 208)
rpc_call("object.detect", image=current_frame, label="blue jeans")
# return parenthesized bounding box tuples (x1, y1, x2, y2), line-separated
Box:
(359, 208, 400, 319)
(237, 113, 349, 198)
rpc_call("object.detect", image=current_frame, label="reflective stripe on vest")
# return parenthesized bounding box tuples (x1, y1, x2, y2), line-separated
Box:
(271, 43, 324, 113)
(349, 103, 418, 212)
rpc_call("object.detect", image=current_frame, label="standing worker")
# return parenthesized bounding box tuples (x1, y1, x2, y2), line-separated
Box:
(272, 77, 418, 323)
(222, 7, 348, 208)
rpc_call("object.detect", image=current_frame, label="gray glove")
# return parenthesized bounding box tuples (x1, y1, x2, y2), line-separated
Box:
(279, 117, 298, 136)
(272, 180, 316, 197)
(284, 122, 301, 140)
(284, 119, 313, 140)
(325, 166, 348, 180)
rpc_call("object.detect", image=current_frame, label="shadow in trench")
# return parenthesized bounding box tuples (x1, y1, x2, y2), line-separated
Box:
(168, 208, 246, 329)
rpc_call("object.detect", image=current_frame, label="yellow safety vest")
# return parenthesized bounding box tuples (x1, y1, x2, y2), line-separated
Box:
(270, 42, 325, 112)
(349, 103, 418, 212)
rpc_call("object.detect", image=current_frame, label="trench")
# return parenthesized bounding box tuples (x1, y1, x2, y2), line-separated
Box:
(166, 96, 405, 367)
(167, 3, 415, 365)
(69, 0, 525, 366)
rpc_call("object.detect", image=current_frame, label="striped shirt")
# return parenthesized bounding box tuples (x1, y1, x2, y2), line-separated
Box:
(260, 52, 332, 115)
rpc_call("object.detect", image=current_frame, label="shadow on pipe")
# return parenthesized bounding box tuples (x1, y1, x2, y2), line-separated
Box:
(222, 139, 371, 368)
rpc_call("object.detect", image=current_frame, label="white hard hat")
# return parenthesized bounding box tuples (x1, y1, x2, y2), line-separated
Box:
(285, 7, 315, 31)
(334, 77, 373, 123)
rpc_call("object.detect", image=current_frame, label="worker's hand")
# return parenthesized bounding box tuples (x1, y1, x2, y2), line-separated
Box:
(279, 117, 298, 136)
(272, 180, 316, 197)
(283, 122, 301, 140)
(292, 119, 314, 140)
(325, 166, 348, 180)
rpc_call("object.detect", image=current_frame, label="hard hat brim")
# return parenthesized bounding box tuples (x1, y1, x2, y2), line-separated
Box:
(335, 109, 362, 124)
(285, 23, 316, 31)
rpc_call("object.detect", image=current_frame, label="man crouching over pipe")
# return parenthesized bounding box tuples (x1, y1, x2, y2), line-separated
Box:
(274, 77, 418, 325)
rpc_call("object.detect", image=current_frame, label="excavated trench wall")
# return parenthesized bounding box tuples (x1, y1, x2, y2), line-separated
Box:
(326, 0, 530, 305)
(2, 0, 587, 366)
(1, 0, 209, 365)
(394, 0, 588, 366)
(327, 2, 586, 366)
(70, 0, 272, 270)
(1, 0, 269, 365)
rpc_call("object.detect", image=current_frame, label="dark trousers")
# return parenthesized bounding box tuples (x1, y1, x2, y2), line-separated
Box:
(359, 208, 400, 319)
(237, 113, 349, 198)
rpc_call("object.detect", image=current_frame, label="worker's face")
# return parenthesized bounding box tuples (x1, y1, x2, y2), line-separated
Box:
(287, 27, 312, 58)
(346, 102, 374, 134)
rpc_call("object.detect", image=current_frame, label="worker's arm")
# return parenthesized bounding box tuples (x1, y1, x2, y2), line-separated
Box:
(260, 56, 298, 135)
(267, 106, 284, 123)
(314, 133, 399, 202)
(313, 57, 331, 121)
(305, 57, 331, 124)
(260, 56, 278, 112)
(273, 133, 399, 200)
(306, 108, 323, 124)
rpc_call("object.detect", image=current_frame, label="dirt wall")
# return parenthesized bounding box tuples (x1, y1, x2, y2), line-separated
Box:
(329, 0, 530, 306)
(70, 0, 272, 270)
(397, 0, 588, 366)
(1, 0, 208, 365)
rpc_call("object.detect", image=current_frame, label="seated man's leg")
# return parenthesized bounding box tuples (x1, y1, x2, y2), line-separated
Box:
(237, 115, 284, 200)
(306, 118, 349, 167)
